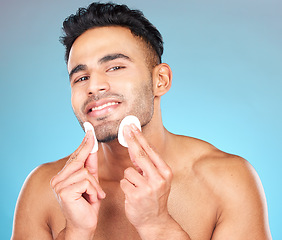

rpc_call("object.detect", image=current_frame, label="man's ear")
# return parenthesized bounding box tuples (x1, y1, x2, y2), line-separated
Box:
(152, 63, 172, 97)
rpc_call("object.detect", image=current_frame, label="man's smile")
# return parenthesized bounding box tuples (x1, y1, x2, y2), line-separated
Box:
(85, 98, 122, 118)
(90, 101, 119, 112)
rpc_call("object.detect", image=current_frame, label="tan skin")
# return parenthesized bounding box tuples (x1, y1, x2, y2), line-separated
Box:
(12, 27, 272, 240)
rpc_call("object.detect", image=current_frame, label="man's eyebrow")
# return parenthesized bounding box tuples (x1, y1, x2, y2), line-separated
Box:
(98, 53, 132, 64)
(68, 54, 131, 80)
(69, 64, 88, 80)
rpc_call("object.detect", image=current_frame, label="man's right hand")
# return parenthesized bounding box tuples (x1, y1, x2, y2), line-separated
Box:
(50, 130, 106, 239)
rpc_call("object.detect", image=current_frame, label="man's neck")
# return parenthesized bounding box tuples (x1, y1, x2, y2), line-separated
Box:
(98, 121, 168, 182)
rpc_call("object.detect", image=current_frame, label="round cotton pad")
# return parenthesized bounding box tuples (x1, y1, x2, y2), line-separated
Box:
(83, 122, 98, 153)
(118, 115, 141, 147)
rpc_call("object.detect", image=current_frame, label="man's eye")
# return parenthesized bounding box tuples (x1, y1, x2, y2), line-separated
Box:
(108, 66, 125, 72)
(74, 76, 89, 83)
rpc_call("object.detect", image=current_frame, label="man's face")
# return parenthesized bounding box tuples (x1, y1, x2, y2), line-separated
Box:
(68, 26, 155, 142)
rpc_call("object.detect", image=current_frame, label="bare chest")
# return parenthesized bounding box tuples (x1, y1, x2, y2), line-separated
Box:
(93, 185, 142, 240)
(50, 179, 218, 240)
(167, 175, 218, 239)
(50, 183, 141, 240)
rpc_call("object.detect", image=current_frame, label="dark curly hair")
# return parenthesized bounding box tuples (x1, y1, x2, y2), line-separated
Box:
(60, 2, 164, 67)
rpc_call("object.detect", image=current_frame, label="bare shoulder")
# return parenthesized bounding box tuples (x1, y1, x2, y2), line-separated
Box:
(173, 135, 272, 239)
(173, 135, 261, 190)
(12, 157, 68, 239)
(190, 138, 256, 190)
(188, 138, 264, 204)
(18, 157, 67, 198)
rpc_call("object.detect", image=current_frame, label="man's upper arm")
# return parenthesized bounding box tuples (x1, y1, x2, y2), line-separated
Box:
(211, 157, 272, 240)
(12, 164, 54, 240)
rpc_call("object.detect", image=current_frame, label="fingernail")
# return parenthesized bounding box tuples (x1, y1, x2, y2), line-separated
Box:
(130, 123, 139, 132)
(124, 125, 134, 138)
(100, 191, 106, 199)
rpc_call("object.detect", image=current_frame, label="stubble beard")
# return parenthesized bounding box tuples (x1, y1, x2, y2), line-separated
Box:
(74, 79, 154, 143)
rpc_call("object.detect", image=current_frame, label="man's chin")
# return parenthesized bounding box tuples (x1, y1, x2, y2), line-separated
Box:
(93, 119, 120, 143)
(97, 134, 117, 143)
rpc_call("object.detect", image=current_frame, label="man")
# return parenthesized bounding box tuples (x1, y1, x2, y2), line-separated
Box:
(12, 2, 272, 240)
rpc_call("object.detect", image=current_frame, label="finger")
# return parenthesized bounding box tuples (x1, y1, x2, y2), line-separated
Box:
(53, 168, 105, 200)
(84, 152, 99, 182)
(124, 125, 160, 179)
(67, 130, 95, 166)
(120, 178, 137, 197)
(58, 179, 100, 205)
(124, 167, 147, 188)
(128, 124, 173, 181)
(51, 130, 95, 186)
(64, 130, 91, 166)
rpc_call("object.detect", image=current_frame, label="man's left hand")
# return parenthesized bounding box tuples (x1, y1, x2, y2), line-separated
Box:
(120, 123, 173, 235)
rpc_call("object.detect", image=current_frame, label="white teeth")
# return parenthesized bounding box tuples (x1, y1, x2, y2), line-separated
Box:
(91, 102, 118, 111)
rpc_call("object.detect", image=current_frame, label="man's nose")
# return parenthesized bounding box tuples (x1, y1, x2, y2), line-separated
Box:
(87, 74, 110, 95)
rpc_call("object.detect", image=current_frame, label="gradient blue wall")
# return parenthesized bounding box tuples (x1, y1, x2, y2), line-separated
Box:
(1, 0, 281, 238)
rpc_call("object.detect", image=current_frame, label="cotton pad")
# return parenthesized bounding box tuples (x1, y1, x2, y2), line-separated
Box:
(118, 115, 141, 147)
(83, 122, 98, 153)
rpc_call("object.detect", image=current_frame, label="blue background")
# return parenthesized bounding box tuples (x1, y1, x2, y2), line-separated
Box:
(0, 0, 281, 239)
